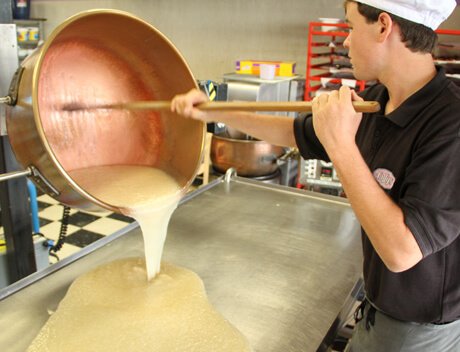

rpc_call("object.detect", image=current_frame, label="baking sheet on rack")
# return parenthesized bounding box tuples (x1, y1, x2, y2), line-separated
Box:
(0, 177, 363, 352)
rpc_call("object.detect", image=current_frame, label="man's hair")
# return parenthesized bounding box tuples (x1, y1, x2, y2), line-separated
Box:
(344, 1, 438, 53)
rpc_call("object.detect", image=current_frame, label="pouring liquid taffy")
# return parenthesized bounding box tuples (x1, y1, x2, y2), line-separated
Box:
(68, 165, 181, 280)
(28, 165, 252, 352)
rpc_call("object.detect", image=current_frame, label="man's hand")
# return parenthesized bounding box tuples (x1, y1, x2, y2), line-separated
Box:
(171, 89, 215, 122)
(312, 85, 363, 159)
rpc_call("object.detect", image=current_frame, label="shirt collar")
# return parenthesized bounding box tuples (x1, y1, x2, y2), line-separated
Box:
(376, 67, 450, 128)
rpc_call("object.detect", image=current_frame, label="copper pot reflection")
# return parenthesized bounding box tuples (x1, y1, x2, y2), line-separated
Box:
(6, 10, 205, 213)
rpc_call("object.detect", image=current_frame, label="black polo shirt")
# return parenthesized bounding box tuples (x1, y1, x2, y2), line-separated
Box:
(294, 68, 460, 323)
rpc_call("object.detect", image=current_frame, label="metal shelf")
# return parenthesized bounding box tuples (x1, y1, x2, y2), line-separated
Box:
(17, 40, 39, 45)
(434, 59, 460, 65)
(304, 178, 342, 189)
(304, 22, 367, 101)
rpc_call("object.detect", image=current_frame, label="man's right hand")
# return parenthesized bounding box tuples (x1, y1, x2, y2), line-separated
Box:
(170, 89, 215, 122)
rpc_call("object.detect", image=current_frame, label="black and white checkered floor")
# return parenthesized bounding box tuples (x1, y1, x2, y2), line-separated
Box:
(35, 194, 135, 259)
(0, 176, 206, 262)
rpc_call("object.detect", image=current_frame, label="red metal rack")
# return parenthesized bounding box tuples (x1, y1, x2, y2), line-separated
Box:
(434, 28, 460, 85)
(436, 29, 460, 36)
(304, 22, 366, 101)
(304, 24, 460, 101)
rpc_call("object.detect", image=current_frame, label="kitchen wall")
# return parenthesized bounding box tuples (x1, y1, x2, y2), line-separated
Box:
(30, 0, 460, 82)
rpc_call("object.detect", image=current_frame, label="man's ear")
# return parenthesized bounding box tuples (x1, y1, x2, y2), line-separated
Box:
(376, 12, 393, 42)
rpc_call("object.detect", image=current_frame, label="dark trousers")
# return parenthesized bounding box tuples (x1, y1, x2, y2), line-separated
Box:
(348, 300, 460, 352)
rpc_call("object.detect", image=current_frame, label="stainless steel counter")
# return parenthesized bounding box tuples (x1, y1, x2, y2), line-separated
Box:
(0, 175, 363, 351)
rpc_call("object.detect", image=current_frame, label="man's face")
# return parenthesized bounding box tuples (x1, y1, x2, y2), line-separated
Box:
(344, 2, 380, 81)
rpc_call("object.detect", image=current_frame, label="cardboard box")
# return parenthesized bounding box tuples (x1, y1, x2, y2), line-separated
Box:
(236, 60, 296, 77)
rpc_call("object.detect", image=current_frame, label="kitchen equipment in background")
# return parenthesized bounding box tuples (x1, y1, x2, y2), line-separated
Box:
(318, 18, 343, 32)
(197, 80, 228, 135)
(201, 74, 302, 138)
(300, 159, 342, 196)
(211, 133, 284, 177)
(210, 133, 298, 186)
(2, 9, 205, 213)
(12, 0, 31, 20)
(0, 234, 48, 290)
(16, 26, 28, 42)
(0, 19, 37, 284)
(248, 169, 282, 184)
(14, 19, 45, 63)
(236, 60, 296, 77)
(305, 21, 369, 101)
(196, 80, 297, 186)
(278, 148, 300, 186)
(223, 73, 305, 118)
(433, 29, 460, 86)
(208, 73, 304, 185)
(0, 23, 19, 135)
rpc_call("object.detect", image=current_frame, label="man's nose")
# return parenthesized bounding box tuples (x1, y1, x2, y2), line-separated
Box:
(343, 33, 351, 48)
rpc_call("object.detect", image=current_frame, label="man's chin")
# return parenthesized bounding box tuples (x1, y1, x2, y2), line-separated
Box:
(352, 69, 364, 81)
(353, 70, 375, 82)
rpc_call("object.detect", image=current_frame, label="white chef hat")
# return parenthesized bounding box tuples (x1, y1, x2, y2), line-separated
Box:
(356, 0, 457, 30)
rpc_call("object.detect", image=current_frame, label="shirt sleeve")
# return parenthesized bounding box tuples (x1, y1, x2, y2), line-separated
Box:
(292, 88, 371, 162)
(293, 114, 330, 162)
(400, 135, 460, 257)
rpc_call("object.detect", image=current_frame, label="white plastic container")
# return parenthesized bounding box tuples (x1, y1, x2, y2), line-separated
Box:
(17, 27, 29, 42)
(259, 64, 276, 80)
(318, 18, 342, 32)
(28, 27, 39, 41)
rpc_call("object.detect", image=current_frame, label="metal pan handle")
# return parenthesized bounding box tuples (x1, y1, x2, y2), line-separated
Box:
(0, 166, 60, 196)
(0, 168, 32, 182)
(0, 66, 25, 106)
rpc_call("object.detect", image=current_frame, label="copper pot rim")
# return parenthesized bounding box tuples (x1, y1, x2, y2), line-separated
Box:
(25, 9, 204, 212)
(212, 133, 285, 146)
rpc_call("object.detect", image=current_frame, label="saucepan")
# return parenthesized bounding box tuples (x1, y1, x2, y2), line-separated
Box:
(211, 134, 285, 177)
(0, 9, 205, 212)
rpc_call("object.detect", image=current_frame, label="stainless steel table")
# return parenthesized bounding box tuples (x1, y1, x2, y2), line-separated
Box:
(0, 175, 363, 351)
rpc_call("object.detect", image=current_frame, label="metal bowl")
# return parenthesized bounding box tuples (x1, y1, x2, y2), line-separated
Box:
(211, 134, 284, 177)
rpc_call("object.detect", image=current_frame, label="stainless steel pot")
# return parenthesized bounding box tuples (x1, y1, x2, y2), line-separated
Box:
(211, 134, 285, 177)
(2, 10, 205, 213)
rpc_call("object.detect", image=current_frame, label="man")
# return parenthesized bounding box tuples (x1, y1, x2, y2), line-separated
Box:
(171, 1, 460, 350)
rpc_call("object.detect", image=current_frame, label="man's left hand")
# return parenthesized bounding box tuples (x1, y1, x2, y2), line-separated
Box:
(312, 85, 363, 159)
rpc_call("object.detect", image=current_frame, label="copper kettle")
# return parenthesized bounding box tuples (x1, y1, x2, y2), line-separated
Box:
(0, 10, 205, 213)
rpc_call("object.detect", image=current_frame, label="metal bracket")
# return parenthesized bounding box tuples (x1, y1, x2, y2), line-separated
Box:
(0, 66, 25, 107)
(0, 23, 20, 136)
(224, 168, 237, 183)
(29, 166, 60, 197)
(260, 154, 278, 164)
(0, 96, 12, 105)
(6, 66, 24, 106)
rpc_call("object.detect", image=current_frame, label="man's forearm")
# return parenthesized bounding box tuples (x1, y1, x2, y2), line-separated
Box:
(331, 144, 423, 272)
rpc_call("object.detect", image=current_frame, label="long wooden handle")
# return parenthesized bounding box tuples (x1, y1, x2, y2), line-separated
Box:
(66, 100, 380, 113)
(204, 101, 380, 113)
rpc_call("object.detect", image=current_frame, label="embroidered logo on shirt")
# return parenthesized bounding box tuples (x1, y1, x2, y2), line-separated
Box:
(373, 168, 396, 190)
